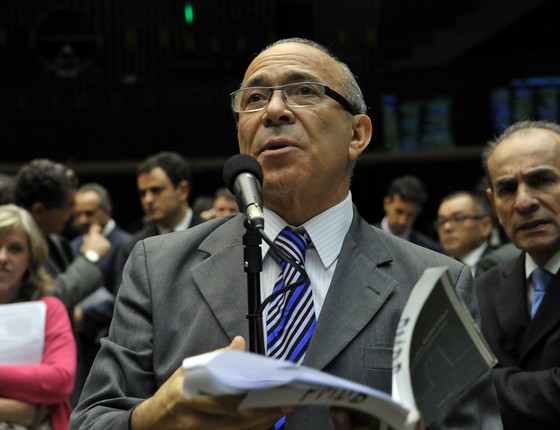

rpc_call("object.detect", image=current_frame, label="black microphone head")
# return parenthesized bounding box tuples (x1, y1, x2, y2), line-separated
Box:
(222, 154, 264, 192)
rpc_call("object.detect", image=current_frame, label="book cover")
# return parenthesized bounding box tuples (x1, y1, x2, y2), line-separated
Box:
(392, 266, 497, 426)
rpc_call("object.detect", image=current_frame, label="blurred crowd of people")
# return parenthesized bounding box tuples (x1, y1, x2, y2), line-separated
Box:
(0, 37, 558, 430)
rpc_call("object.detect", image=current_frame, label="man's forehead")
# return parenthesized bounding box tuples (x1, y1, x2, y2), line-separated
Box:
(243, 43, 337, 85)
(500, 127, 560, 149)
(492, 129, 560, 163)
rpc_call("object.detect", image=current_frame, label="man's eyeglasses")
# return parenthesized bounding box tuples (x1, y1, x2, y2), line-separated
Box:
(434, 215, 487, 230)
(230, 82, 359, 116)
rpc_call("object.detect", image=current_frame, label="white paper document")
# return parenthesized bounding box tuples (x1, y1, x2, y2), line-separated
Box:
(0, 301, 46, 365)
(183, 349, 418, 430)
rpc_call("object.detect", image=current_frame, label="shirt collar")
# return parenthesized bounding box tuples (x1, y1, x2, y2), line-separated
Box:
(525, 248, 560, 279)
(380, 216, 411, 240)
(102, 218, 116, 237)
(157, 208, 193, 234)
(461, 242, 489, 270)
(262, 192, 353, 269)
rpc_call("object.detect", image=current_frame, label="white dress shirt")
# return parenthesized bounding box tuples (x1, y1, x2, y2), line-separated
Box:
(260, 192, 353, 323)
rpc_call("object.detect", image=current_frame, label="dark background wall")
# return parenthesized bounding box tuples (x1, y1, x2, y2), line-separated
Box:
(1, 0, 559, 236)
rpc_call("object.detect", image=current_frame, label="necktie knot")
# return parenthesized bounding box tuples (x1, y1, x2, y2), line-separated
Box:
(532, 268, 552, 292)
(275, 227, 311, 265)
(531, 268, 553, 317)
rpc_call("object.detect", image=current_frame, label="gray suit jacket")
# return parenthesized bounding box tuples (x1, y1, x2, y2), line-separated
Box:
(45, 234, 104, 319)
(70, 208, 502, 429)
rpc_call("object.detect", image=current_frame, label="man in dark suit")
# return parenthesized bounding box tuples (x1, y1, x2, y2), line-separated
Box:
(475, 120, 560, 429)
(117, 151, 206, 282)
(435, 190, 497, 276)
(70, 182, 132, 405)
(14, 159, 111, 319)
(71, 182, 131, 295)
(374, 175, 442, 253)
(71, 38, 501, 430)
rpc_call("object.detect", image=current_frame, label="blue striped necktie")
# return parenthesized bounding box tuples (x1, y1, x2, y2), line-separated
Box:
(267, 227, 316, 429)
(267, 227, 316, 363)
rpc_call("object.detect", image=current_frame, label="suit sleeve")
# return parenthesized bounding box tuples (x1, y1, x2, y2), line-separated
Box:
(50, 256, 105, 317)
(491, 367, 560, 429)
(69, 240, 155, 429)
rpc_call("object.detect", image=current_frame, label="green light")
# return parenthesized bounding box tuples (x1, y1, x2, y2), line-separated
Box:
(184, 3, 194, 25)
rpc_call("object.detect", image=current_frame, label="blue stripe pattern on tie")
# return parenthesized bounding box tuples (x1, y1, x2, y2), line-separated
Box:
(266, 227, 316, 366)
(267, 227, 316, 429)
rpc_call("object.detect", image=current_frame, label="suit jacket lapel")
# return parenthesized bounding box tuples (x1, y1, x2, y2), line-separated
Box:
(188, 212, 399, 366)
(491, 256, 530, 341)
(490, 255, 560, 360)
(304, 211, 396, 370)
(191, 217, 250, 341)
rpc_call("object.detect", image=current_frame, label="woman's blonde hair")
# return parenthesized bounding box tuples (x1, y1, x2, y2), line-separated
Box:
(0, 204, 52, 301)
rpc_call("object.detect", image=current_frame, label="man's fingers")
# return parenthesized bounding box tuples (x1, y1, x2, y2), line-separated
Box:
(88, 223, 102, 234)
(228, 336, 246, 351)
(331, 408, 373, 430)
(331, 408, 354, 430)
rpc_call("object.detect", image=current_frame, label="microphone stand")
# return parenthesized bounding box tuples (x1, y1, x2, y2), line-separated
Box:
(243, 219, 265, 355)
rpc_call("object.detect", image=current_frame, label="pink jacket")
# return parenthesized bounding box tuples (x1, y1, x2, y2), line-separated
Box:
(0, 296, 77, 430)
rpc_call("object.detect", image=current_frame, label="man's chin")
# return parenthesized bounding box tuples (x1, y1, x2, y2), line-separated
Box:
(517, 235, 558, 255)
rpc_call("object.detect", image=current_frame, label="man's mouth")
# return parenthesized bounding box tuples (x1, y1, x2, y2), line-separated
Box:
(267, 144, 290, 152)
(261, 137, 295, 153)
(518, 219, 548, 231)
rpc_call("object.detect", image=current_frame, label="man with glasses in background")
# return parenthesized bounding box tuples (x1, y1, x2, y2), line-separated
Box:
(435, 190, 497, 277)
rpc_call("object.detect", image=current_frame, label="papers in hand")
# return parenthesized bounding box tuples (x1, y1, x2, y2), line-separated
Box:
(0, 301, 46, 365)
(182, 266, 497, 430)
(183, 349, 420, 430)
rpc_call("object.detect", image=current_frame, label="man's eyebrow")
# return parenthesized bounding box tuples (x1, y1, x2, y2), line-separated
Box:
(242, 76, 265, 87)
(526, 166, 558, 176)
(494, 177, 515, 187)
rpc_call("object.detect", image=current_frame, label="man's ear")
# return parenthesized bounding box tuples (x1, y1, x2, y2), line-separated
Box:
(178, 180, 190, 200)
(349, 114, 372, 161)
(486, 188, 501, 225)
(30, 202, 45, 217)
(485, 188, 496, 211)
(383, 196, 392, 212)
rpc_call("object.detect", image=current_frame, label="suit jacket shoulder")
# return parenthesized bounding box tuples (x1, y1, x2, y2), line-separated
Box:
(371, 221, 443, 253)
(476, 243, 521, 275)
(408, 229, 443, 253)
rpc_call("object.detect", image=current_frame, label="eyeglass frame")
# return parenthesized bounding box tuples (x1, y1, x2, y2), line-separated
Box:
(433, 214, 488, 230)
(229, 81, 360, 117)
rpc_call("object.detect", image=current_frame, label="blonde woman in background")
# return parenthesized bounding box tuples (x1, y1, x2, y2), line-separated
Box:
(0, 204, 76, 430)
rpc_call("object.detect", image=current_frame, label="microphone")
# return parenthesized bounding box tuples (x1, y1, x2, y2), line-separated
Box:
(223, 154, 264, 229)
(223, 154, 309, 355)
